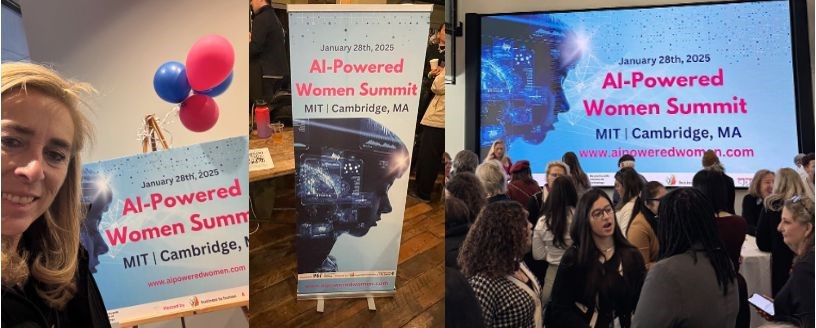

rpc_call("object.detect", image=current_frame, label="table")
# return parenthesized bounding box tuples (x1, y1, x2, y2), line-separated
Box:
(249, 128, 294, 182)
(740, 235, 772, 328)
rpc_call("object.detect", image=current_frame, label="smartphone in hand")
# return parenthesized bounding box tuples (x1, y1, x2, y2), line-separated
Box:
(748, 293, 775, 317)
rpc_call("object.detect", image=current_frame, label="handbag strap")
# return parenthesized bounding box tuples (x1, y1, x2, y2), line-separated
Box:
(507, 263, 543, 328)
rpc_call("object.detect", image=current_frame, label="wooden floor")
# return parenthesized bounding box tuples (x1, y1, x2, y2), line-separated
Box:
(248, 175, 445, 327)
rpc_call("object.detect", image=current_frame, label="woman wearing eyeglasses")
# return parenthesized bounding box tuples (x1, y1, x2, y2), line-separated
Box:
(760, 194, 815, 327)
(546, 189, 645, 328)
(626, 181, 666, 269)
(633, 188, 739, 327)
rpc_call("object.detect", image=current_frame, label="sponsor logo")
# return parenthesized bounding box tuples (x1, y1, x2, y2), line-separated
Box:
(665, 175, 677, 186)
(190, 296, 200, 307)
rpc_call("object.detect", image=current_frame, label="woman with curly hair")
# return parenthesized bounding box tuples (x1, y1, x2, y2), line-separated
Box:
(445, 172, 487, 222)
(459, 201, 541, 328)
(547, 189, 645, 328)
(1, 62, 110, 327)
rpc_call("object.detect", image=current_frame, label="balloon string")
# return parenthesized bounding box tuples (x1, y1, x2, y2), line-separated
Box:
(135, 106, 179, 148)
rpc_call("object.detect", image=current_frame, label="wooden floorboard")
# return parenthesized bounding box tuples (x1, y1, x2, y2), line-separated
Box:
(248, 177, 445, 327)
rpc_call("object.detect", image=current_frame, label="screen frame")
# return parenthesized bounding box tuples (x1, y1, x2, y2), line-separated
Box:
(465, 0, 814, 186)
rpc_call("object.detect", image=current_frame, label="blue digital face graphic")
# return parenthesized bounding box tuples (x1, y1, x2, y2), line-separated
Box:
(480, 15, 581, 155)
(80, 168, 113, 274)
(294, 118, 409, 273)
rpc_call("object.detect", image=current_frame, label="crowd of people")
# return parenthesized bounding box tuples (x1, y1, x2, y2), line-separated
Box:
(445, 146, 816, 328)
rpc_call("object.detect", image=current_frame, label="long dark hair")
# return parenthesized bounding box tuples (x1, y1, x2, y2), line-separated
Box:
(569, 189, 640, 301)
(629, 181, 665, 234)
(658, 188, 736, 295)
(562, 151, 590, 191)
(692, 169, 732, 214)
(615, 167, 642, 210)
(542, 176, 578, 248)
(458, 201, 529, 278)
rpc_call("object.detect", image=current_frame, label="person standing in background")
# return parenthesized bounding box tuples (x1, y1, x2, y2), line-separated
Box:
(743, 169, 775, 236)
(410, 23, 446, 175)
(612, 155, 646, 206)
(614, 167, 643, 237)
(485, 140, 512, 175)
(250, 0, 288, 105)
(410, 64, 445, 202)
(701, 150, 736, 214)
(562, 151, 591, 197)
(507, 160, 540, 206)
(802, 153, 815, 198)
(627, 181, 667, 269)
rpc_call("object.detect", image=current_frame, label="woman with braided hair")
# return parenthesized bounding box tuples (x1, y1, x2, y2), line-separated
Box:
(633, 188, 739, 327)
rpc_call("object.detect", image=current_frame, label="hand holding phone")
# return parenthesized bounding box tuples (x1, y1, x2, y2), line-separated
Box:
(748, 293, 775, 319)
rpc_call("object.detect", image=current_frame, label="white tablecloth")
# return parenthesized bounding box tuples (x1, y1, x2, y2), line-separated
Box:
(740, 235, 772, 328)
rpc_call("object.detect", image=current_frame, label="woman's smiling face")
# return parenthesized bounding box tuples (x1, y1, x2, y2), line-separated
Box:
(1, 88, 75, 238)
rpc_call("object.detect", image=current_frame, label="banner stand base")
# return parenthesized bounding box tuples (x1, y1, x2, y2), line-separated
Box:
(303, 291, 394, 313)
(313, 296, 377, 313)
(367, 297, 376, 311)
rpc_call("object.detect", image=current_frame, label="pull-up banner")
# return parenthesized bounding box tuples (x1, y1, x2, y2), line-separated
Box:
(287, 4, 432, 298)
(80, 137, 249, 324)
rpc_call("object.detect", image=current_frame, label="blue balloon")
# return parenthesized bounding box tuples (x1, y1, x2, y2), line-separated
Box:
(195, 71, 233, 97)
(153, 61, 191, 103)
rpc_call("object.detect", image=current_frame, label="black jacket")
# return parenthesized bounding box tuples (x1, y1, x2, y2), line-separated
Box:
(756, 205, 796, 296)
(741, 194, 764, 236)
(547, 246, 646, 328)
(2, 247, 110, 328)
(445, 222, 468, 269)
(250, 5, 289, 78)
(774, 250, 815, 328)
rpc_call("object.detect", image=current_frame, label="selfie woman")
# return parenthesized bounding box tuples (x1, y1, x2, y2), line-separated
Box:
(1, 62, 110, 327)
(768, 195, 815, 327)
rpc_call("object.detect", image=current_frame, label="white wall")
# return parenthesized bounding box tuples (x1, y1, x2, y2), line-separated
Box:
(21, 0, 248, 162)
(446, 0, 815, 154)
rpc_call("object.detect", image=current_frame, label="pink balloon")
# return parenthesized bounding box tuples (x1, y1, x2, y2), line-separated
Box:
(186, 35, 235, 91)
(179, 94, 219, 132)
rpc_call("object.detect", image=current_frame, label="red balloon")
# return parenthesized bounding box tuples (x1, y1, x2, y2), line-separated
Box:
(179, 94, 219, 132)
(186, 35, 235, 91)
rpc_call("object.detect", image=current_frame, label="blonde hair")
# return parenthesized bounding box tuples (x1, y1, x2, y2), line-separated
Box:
(747, 169, 773, 199)
(545, 160, 571, 177)
(486, 140, 509, 163)
(765, 168, 810, 211)
(476, 160, 507, 197)
(1, 62, 95, 309)
(783, 195, 815, 262)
